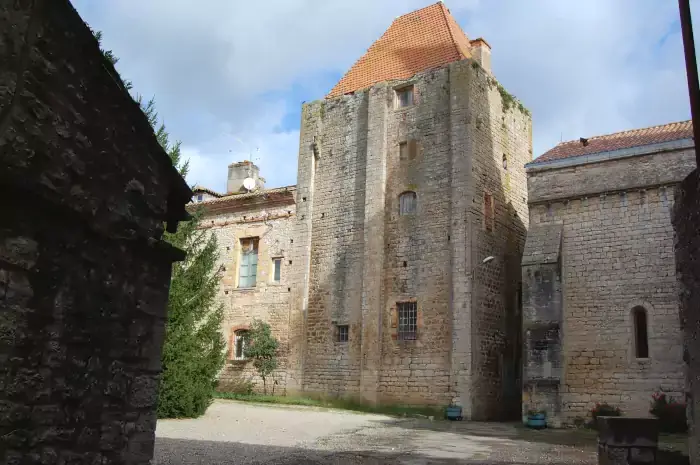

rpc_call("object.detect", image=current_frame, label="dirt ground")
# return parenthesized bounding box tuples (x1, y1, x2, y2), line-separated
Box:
(153, 400, 685, 465)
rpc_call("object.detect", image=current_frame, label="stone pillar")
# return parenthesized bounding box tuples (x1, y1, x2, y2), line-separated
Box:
(672, 169, 700, 465)
(359, 85, 389, 405)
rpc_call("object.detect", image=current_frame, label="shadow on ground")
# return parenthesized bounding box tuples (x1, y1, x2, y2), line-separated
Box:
(366, 418, 688, 465)
(154, 436, 580, 465)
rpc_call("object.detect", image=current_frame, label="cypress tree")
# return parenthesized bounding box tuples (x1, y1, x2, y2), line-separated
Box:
(93, 29, 226, 418)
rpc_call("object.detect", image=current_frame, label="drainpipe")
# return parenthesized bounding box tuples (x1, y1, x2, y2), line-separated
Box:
(679, 0, 700, 167)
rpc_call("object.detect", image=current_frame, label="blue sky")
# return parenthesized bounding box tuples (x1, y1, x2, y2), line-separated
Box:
(72, 0, 697, 193)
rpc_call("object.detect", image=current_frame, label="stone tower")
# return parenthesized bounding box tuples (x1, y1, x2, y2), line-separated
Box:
(286, 2, 533, 420)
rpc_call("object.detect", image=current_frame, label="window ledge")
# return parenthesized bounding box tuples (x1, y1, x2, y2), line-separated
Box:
(635, 357, 651, 363)
(234, 287, 258, 292)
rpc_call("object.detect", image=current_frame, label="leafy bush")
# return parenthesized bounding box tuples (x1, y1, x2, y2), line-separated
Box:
(588, 402, 622, 429)
(650, 391, 688, 434)
(244, 320, 279, 395)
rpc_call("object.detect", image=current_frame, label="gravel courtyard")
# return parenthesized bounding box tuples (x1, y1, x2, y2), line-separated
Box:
(153, 400, 596, 464)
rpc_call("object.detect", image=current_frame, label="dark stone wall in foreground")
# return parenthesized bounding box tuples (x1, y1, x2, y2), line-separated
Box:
(0, 0, 191, 463)
(672, 169, 700, 465)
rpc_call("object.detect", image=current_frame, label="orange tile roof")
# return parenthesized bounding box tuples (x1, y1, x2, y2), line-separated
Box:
(534, 120, 694, 164)
(327, 2, 473, 99)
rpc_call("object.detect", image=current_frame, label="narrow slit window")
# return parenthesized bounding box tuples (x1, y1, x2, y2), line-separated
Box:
(273, 258, 282, 283)
(633, 307, 649, 358)
(337, 325, 349, 343)
(399, 191, 417, 216)
(397, 302, 417, 341)
(396, 86, 414, 108)
(238, 238, 259, 288)
(483, 192, 494, 232)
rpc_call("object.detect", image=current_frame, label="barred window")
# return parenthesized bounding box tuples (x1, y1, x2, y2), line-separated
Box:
(399, 191, 417, 216)
(397, 302, 417, 341)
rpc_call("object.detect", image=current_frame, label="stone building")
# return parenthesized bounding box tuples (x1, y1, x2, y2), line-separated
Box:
(198, 1, 532, 420)
(1, 1, 191, 463)
(522, 121, 693, 426)
(193, 162, 296, 394)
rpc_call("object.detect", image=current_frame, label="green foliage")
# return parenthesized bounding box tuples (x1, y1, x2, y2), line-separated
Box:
(89, 29, 225, 418)
(155, 104, 224, 418)
(651, 391, 688, 434)
(244, 320, 279, 394)
(486, 76, 531, 117)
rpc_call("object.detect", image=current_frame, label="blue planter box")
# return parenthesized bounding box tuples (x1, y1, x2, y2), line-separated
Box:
(527, 413, 547, 429)
(445, 406, 463, 421)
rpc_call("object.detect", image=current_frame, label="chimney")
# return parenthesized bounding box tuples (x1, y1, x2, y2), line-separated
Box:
(227, 160, 265, 194)
(470, 38, 491, 73)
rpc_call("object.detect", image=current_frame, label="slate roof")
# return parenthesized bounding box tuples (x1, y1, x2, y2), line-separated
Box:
(326, 2, 474, 99)
(534, 120, 693, 164)
(522, 223, 563, 266)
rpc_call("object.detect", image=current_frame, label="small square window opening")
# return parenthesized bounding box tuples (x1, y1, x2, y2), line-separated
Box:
(337, 325, 349, 343)
(396, 86, 414, 108)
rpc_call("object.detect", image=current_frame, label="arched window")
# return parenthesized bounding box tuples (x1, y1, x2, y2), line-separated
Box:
(399, 191, 417, 215)
(234, 330, 249, 360)
(632, 306, 649, 359)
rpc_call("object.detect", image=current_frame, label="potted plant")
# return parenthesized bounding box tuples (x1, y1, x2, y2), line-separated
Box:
(445, 401, 463, 421)
(526, 409, 547, 429)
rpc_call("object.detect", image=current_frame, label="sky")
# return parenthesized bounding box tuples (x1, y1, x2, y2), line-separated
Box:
(72, 0, 698, 193)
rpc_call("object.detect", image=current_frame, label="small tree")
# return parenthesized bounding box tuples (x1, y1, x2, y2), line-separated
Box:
(244, 320, 279, 394)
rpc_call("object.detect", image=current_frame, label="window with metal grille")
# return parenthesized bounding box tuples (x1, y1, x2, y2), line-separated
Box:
(272, 258, 282, 283)
(399, 191, 417, 216)
(396, 86, 414, 108)
(238, 238, 258, 288)
(397, 302, 417, 340)
(234, 330, 248, 360)
(337, 325, 349, 343)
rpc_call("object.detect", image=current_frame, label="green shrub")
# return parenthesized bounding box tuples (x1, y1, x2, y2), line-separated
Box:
(244, 320, 279, 395)
(650, 391, 688, 434)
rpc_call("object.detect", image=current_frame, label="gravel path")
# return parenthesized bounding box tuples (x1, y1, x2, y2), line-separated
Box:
(153, 400, 596, 465)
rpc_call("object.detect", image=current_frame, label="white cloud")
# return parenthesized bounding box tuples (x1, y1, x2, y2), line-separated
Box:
(72, 0, 698, 191)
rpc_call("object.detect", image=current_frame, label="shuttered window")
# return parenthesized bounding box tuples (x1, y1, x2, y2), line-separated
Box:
(399, 191, 417, 216)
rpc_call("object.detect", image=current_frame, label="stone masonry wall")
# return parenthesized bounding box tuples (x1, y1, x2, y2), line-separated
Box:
(1, 1, 190, 463)
(672, 169, 700, 465)
(462, 61, 531, 420)
(200, 197, 295, 394)
(527, 149, 692, 421)
(295, 58, 531, 413)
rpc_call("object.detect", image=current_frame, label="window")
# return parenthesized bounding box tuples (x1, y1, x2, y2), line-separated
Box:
(337, 325, 349, 343)
(399, 140, 419, 161)
(502, 154, 508, 170)
(397, 302, 417, 340)
(272, 258, 282, 283)
(197, 194, 203, 202)
(399, 142, 408, 160)
(633, 306, 649, 358)
(233, 330, 248, 360)
(238, 238, 259, 288)
(483, 192, 494, 232)
(396, 86, 414, 108)
(399, 191, 417, 216)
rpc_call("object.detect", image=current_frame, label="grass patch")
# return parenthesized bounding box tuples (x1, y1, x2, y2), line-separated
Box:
(215, 392, 444, 418)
